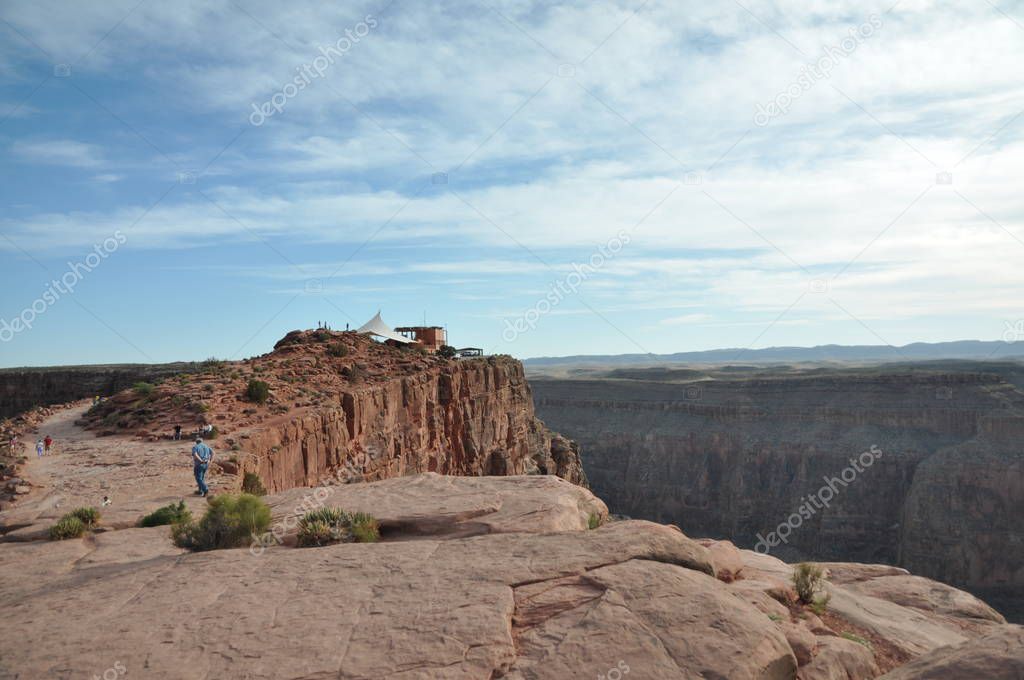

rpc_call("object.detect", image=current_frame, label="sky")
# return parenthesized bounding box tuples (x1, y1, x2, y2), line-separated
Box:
(1, 0, 1024, 367)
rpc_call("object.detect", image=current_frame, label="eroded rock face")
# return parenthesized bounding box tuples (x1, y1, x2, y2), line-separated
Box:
(531, 372, 1024, 618)
(79, 331, 588, 491)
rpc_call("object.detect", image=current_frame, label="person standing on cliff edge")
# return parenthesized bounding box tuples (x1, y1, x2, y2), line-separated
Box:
(191, 437, 214, 497)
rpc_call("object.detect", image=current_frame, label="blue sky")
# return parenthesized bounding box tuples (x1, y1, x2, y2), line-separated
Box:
(2, 0, 1024, 366)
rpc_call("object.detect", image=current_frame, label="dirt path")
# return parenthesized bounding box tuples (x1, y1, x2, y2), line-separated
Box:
(0, 405, 226, 539)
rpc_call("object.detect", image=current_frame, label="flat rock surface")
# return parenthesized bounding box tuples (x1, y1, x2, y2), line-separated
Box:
(2, 408, 1022, 679)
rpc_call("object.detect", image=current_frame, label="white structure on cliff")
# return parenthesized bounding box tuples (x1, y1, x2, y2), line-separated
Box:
(356, 311, 414, 344)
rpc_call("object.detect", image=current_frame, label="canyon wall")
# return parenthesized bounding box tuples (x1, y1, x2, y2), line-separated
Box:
(0, 363, 198, 419)
(244, 357, 586, 491)
(531, 371, 1024, 620)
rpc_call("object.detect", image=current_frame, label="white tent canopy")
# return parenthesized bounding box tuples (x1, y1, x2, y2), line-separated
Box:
(357, 311, 414, 344)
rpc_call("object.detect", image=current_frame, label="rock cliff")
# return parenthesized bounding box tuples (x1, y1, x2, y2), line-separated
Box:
(531, 369, 1024, 621)
(82, 330, 586, 490)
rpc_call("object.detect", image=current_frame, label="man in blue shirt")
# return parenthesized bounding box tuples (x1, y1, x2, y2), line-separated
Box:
(191, 437, 214, 497)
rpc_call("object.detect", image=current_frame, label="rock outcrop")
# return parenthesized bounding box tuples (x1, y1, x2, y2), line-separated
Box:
(531, 370, 1024, 621)
(82, 331, 587, 490)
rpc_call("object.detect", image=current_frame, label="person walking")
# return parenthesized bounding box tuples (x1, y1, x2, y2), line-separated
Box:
(173, 425, 182, 441)
(43, 435, 53, 453)
(191, 437, 214, 497)
(35, 439, 44, 457)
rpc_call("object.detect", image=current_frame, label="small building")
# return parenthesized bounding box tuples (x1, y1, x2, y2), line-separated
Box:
(456, 347, 483, 358)
(395, 326, 447, 353)
(356, 312, 416, 346)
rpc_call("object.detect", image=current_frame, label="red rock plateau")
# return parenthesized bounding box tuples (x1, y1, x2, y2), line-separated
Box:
(81, 329, 586, 491)
(0, 402, 1022, 678)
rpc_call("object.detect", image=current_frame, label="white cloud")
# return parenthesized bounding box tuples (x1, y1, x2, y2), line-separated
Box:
(11, 139, 105, 167)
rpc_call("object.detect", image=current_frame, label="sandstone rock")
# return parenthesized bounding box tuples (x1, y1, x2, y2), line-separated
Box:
(781, 621, 818, 666)
(878, 625, 1024, 679)
(701, 538, 745, 582)
(842, 574, 1006, 624)
(798, 636, 879, 680)
(13, 485, 30, 494)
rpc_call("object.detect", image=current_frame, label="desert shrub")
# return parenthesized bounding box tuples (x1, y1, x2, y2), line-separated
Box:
(297, 519, 335, 546)
(246, 379, 270, 404)
(133, 382, 155, 396)
(313, 329, 331, 342)
(348, 512, 380, 543)
(205, 426, 219, 440)
(171, 394, 186, 407)
(327, 342, 349, 358)
(140, 501, 191, 528)
(587, 512, 602, 530)
(296, 508, 379, 546)
(436, 344, 457, 359)
(172, 493, 271, 551)
(69, 506, 101, 527)
(241, 472, 267, 496)
(49, 515, 86, 540)
(202, 383, 214, 393)
(793, 563, 829, 609)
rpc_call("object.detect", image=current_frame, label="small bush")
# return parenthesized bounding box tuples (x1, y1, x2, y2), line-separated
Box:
(246, 379, 270, 404)
(297, 519, 336, 547)
(241, 472, 267, 496)
(327, 342, 349, 358)
(349, 512, 380, 543)
(49, 515, 86, 540)
(133, 382, 155, 396)
(205, 426, 219, 440)
(840, 632, 872, 649)
(69, 506, 101, 527)
(172, 493, 271, 552)
(140, 501, 191, 528)
(793, 562, 828, 606)
(341, 366, 366, 382)
(436, 344, 457, 359)
(588, 513, 602, 530)
(296, 508, 379, 547)
(313, 329, 331, 343)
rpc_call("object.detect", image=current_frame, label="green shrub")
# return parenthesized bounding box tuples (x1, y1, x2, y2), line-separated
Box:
(69, 506, 101, 527)
(587, 512, 602, 530)
(246, 379, 270, 404)
(140, 501, 191, 528)
(327, 342, 349, 358)
(436, 344, 457, 359)
(172, 493, 271, 551)
(241, 472, 267, 496)
(296, 519, 336, 547)
(793, 563, 829, 610)
(348, 512, 380, 543)
(49, 515, 86, 540)
(313, 329, 331, 343)
(133, 382, 155, 396)
(296, 508, 379, 546)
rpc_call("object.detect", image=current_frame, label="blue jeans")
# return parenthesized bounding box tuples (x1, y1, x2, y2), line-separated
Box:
(194, 463, 209, 494)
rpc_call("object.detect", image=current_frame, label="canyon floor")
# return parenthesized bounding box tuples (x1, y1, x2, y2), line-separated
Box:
(1, 408, 1023, 679)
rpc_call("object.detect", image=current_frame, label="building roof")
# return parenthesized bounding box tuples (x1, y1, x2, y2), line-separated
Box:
(357, 311, 415, 344)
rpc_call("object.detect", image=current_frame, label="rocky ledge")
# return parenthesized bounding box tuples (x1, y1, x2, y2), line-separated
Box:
(0, 472, 1020, 679)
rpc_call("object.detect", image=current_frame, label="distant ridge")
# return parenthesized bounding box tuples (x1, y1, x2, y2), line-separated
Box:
(524, 339, 1024, 366)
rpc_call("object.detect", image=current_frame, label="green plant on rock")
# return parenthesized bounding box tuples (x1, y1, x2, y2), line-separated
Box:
(139, 501, 191, 528)
(296, 508, 380, 547)
(69, 506, 101, 527)
(171, 493, 271, 552)
(327, 342, 349, 358)
(49, 515, 86, 540)
(587, 512, 602, 530)
(241, 472, 267, 496)
(436, 344, 457, 359)
(348, 512, 380, 543)
(793, 563, 830, 613)
(246, 379, 270, 404)
(133, 382, 155, 396)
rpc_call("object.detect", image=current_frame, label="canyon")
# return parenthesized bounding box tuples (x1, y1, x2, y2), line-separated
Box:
(530, 363, 1024, 623)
